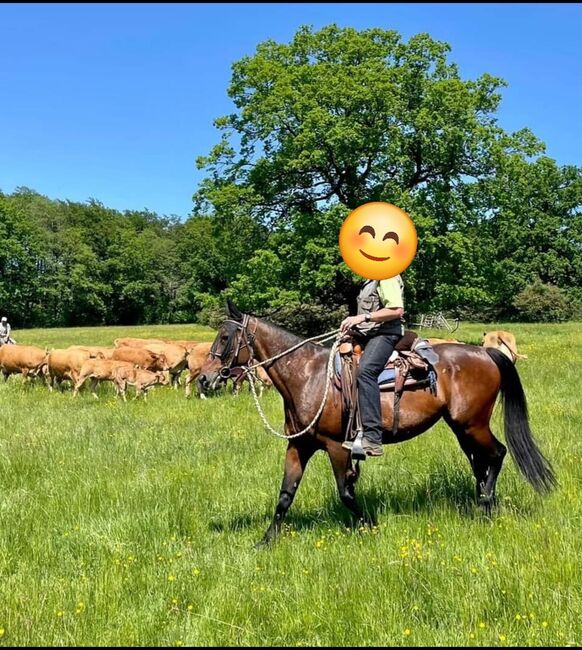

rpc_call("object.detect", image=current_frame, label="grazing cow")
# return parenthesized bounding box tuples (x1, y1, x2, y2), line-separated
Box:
(426, 338, 464, 345)
(482, 330, 527, 363)
(113, 366, 170, 401)
(112, 347, 167, 371)
(67, 345, 115, 359)
(114, 337, 166, 349)
(48, 349, 93, 390)
(73, 359, 135, 398)
(184, 342, 212, 398)
(231, 365, 273, 397)
(0, 345, 48, 382)
(143, 343, 188, 388)
(163, 339, 201, 353)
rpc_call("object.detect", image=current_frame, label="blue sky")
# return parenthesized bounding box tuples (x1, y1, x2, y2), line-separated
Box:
(1, 3, 580, 219)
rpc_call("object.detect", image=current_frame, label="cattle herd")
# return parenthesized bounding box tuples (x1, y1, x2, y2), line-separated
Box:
(0, 328, 522, 402)
(0, 338, 227, 401)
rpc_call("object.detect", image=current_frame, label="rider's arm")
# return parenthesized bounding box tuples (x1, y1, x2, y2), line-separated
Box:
(374, 277, 404, 322)
(368, 306, 404, 323)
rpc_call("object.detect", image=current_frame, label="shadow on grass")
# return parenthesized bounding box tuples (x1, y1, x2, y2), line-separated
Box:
(207, 467, 539, 535)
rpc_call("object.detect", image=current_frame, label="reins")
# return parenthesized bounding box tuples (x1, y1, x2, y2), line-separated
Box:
(223, 315, 343, 440)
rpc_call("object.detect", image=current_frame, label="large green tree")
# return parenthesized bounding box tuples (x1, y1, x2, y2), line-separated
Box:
(195, 25, 581, 322)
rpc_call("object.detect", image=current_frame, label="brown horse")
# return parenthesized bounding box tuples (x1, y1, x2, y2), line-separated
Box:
(199, 301, 556, 546)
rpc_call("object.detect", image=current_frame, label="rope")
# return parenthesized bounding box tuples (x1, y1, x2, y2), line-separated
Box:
(244, 328, 342, 440)
(242, 328, 340, 371)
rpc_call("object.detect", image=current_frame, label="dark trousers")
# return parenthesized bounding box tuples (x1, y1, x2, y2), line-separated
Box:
(357, 333, 401, 444)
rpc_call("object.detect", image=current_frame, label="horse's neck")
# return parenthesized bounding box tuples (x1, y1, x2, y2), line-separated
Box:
(251, 319, 327, 403)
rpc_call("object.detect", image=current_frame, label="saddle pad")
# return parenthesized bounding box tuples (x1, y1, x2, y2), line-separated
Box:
(334, 353, 397, 386)
(378, 368, 396, 385)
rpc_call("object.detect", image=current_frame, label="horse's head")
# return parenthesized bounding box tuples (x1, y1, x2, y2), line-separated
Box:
(198, 300, 254, 393)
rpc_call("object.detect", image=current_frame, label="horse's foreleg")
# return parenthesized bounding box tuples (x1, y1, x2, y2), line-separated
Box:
(327, 440, 373, 527)
(257, 440, 316, 548)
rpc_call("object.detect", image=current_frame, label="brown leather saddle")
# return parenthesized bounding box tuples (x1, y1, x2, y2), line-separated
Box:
(334, 330, 438, 442)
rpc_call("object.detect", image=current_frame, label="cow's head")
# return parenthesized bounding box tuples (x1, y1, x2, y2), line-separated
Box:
(155, 371, 171, 386)
(150, 352, 169, 371)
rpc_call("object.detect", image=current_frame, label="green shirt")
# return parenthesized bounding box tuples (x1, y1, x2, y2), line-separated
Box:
(377, 275, 404, 310)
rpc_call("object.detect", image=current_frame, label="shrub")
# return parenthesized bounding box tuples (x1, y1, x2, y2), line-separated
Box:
(193, 293, 224, 329)
(513, 280, 572, 322)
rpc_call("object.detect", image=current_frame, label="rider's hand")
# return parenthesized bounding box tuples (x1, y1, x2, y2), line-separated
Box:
(340, 314, 366, 335)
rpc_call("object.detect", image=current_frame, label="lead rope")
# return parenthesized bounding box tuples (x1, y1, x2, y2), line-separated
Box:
(243, 329, 342, 440)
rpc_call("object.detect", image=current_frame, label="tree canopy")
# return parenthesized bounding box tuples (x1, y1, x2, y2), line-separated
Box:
(194, 25, 581, 324)
(1, 25, 580, 330)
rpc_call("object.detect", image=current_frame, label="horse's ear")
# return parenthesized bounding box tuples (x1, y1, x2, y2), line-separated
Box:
(226, 299, 243, 321)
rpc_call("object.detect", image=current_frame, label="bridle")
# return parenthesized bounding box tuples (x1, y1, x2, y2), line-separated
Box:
(209, 314, 259, 380)
(208, 313, 343, 440)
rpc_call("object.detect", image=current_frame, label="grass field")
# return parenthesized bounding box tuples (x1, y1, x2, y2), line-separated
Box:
(0, 321, 580, 646)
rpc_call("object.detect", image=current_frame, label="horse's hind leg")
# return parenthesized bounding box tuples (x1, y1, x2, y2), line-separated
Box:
(258, 439, 317, 548)
(327, 439, 373, 527)
(448, 417, 507, 515)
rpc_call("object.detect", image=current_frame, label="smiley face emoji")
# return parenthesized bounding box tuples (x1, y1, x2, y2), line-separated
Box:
(339, 202, 417, 280)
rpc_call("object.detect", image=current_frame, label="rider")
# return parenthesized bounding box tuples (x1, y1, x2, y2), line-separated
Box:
(0, 316, 13, 344)
(339, 275, 405, 457)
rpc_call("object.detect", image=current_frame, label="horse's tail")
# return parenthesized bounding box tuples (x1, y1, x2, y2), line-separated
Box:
(486, 348, 557, 494)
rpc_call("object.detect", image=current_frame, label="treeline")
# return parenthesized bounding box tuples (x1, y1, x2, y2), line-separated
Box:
(1, 26, 581, 331)
(0, 188, 267, 328)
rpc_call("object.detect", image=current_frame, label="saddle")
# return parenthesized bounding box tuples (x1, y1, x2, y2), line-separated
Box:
(334, 330, 438, 443)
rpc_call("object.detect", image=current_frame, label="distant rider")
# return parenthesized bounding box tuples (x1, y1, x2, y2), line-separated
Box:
(0, 316, 14, 344)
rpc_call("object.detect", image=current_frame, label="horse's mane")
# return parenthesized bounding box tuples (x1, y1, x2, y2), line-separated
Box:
(254, 318, 330, 358)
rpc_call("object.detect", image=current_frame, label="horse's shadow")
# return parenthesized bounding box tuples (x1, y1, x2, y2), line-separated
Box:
(208, 468, 523, 535)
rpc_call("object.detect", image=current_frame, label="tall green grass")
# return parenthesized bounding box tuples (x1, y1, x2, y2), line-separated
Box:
(0, 322, 580, 646)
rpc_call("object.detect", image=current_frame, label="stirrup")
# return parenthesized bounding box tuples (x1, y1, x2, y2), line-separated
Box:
(351, 429, 367, 462)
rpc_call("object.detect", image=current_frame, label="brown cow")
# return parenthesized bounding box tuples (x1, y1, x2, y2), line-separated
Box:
(113, 366, 170, 401)
(163, 339, 201, 353)
(112, 347, 167, 371)
(232, 365, 273, 398)
(184, 342, 212, 398)
(426, 338, 464, 345)
(73, 359, 135, 398)
(143, 343, 188, 388)
(482, 330, 527, 363)
(67, 345, 115, 359)
(48, 349, 93, 390)
(114, 337, 166, 349)
(0, 345, 48, 382)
